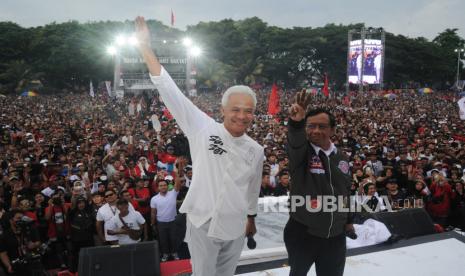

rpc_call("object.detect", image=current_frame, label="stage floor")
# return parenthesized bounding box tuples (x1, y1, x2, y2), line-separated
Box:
(236, 232, 465, 275)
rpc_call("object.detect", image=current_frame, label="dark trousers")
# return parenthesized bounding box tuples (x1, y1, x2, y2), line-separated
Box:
(284, 218, 346, 276)
(157, 221, 177, 254)
(70, 239, 94, 273)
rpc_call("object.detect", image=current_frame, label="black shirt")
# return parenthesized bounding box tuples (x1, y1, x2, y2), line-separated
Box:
(0, 226, 40, 261)
(274, 183, 290, 197)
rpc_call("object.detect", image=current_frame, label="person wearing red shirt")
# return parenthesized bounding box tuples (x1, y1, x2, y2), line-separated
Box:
(427, 172, 453, 227)
(45, 192, 71, 269)
(128, 179, 151, 217)
(134, 157, 157, 179)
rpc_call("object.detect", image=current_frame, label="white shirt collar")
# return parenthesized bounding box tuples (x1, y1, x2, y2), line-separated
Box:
(311, 142, 337, 157)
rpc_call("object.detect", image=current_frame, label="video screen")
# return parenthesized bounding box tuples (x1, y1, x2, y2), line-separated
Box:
(348, 39, 383, 84)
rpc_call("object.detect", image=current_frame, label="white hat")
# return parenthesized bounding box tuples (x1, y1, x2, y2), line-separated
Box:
(40, 159, 49, 164)
(164, 175, 174, 181)
(76, 163, 84, 168)
(69, 175, 81, 181)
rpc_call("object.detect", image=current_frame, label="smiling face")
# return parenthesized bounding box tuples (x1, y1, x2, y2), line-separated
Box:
(221, 93, 255, 137)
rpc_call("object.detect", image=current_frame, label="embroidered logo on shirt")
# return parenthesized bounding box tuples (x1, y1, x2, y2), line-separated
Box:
(209, 135, 227, 155)
(309, 155, 325, 174)
(338, 161, 350, 175)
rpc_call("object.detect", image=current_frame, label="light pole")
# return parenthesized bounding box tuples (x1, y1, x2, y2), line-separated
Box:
(454, 48, 464, 87)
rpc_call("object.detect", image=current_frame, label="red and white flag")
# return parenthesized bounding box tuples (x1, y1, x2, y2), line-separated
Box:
(171, 9, 175, 26)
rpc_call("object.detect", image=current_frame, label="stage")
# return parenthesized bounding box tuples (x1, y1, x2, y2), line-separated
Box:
(235, 231, 465, 275)
(233, 197, 465, 275)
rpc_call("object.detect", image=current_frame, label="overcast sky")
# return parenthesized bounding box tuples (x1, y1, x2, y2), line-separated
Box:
(1, 0, 464, 40)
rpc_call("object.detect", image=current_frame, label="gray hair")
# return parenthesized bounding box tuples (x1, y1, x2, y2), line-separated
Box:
(221, 85, 257, 107)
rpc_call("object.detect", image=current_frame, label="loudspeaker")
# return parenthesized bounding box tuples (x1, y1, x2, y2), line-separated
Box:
(369, 208, 435, 238)
(78, 241, 160, 276)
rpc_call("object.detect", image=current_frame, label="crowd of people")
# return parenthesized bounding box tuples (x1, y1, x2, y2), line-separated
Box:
(0, 86, 464, 274)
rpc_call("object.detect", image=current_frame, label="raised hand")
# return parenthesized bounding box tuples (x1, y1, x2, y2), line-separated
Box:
(135, 16, 161, 76)
(289, 89, 311, 122)
(135, 16, 152, 49)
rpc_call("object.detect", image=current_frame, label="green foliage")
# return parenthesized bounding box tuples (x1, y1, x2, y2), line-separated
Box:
(0, 18, 463, 93)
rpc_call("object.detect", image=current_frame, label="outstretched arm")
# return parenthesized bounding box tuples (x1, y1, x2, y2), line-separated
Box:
(135, 16, 213, 137)
(135, 16, 161, 76)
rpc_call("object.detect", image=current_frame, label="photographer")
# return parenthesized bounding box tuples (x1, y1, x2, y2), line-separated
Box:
(45, 191, 71, 269)
(0, 210, 41, 275)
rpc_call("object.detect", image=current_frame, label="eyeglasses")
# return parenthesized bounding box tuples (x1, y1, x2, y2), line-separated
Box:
(305, 124, 330, 130)
(105, 193, 115, 198)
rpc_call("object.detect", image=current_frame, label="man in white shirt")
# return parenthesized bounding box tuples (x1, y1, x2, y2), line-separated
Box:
(136, 16, 264, 276)
(96, 189, 135, 244)
(107, 199, 147, 245)
(150, 178, 181, 261)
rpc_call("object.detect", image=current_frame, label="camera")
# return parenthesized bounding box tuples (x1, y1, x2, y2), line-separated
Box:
(52, 197, 62, 205)
(15, 216, 35, 232)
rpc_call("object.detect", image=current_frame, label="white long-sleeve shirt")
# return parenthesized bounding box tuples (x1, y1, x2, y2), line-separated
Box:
(150, 67, 264, 240)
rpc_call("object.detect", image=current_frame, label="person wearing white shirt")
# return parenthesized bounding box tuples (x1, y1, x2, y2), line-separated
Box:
(136, 16, 264, 276)
(107, 199, 146, 245)
(150, 177, 181, 262)
(96, 190, 135, 244)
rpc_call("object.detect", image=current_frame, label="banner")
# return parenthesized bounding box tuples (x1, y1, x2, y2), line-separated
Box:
(105, 81, 112, 97)
(267, 84, 280, 115)
(89, 81, 95, 98)
(458, 96, 465, 120)
(348, 39, 383, 84)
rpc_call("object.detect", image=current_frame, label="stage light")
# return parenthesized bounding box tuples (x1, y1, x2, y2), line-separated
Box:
(128, 35, 138, 46)
(183, 37, 192, 47)
(189, 46, 202, 57)
(106, 46, 117, 55)
(116, 35, 126, 46)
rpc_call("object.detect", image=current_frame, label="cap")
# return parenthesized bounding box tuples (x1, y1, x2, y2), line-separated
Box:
(69, 175, 81, 182)
(164, 175, 174, 181)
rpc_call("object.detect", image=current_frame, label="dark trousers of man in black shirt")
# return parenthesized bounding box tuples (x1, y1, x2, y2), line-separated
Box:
(284, 218, 346, 276)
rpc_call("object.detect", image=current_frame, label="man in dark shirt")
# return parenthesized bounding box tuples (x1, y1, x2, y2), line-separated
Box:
(0, 210, 41, 274)
(273, 171, 291, 196)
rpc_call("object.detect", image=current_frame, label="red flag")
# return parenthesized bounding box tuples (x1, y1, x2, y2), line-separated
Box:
(267, 84, 280, 115)
(171, 9, 175, 26)
(322, 74, 329, 97)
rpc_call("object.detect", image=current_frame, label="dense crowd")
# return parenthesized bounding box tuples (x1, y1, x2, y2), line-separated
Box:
(0, 87, 464, 274)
